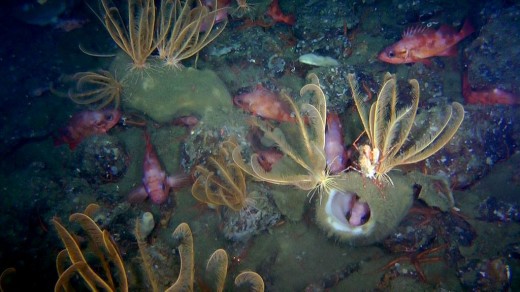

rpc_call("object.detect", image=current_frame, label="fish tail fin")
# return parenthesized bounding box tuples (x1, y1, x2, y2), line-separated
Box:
(491, 89, 520, 105)
(166, 174, 193, 189)
(53, 128, 77, 150)
(128, 186, 148, 204)
(459, 19, 475, 39)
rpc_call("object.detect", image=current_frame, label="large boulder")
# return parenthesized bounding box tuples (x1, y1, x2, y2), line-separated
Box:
(111, 53, 233, 124)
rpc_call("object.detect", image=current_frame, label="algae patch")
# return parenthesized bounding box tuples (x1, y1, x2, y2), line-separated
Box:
(111, 53, 233, 123)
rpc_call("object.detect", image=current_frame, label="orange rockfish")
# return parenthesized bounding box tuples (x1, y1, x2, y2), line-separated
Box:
(128, 132, 190, 205)
(233, 85, 295, 122)
(55, 109, 121, 150)
(378, 20, 474, 65)
(462, 71, 520, 105)
(256, 148, 284, 172)
(267, 0, 295, 26)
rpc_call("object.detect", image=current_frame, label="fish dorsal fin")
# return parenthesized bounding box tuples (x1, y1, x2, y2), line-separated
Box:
(438, 24, 457, 36)
(402, 25, 431, 38)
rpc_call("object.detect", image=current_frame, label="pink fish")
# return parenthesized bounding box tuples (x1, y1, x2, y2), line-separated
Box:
(348, 198, 370, 226)
(128, 133, 190, 205)
(200, 0, 230, 32)
(266, 0, 295, 26)
(378, 20, 474, 65)
(325, 113, 347, 174)
(462, 71, 520, 105)
(256, 148, 284, 172)
(55, 109, 121, 150)
(233, 85, 295, 122)
(172, 115, 199, 129)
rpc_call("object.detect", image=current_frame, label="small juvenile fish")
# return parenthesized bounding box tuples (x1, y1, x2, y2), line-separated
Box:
(256, 148, 284, 172)
(233, 85, 295, 122)
(266, 0, 295, 25)
(298, 53, 339, 67)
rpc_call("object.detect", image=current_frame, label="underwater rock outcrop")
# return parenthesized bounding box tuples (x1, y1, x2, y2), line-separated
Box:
(465, 5, 520, 98)
(73, 135, 128, 184)
(110, 53, 233, 124)
(230, 72, 462, 245)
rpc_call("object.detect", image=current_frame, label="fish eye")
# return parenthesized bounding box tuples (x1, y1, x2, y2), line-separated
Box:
(388, 51, 395, 58)
(105, 114, 113, 121)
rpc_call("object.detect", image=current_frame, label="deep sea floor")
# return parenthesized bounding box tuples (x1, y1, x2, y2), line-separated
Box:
(1, 0, 520, 291)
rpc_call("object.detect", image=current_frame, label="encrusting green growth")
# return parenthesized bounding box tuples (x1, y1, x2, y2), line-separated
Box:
(68, 0, 231, 122)
(110, 52, 233, 124)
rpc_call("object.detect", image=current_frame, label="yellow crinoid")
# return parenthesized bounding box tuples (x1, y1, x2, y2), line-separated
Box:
(232, 0, 257, 18)
(192, 139, 253, 211)
(232, 73, 341, 203)
(164, 223, 264, 292)
(156, 0, 228, 69)
(99, 0, 159, 69)
(98, 0, 227, 69)
(67, 70, 123, 109)
(347, 73, 464, 185)
(52, 204, 128, 292)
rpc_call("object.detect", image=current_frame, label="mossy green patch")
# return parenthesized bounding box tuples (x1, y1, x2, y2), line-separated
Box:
(271, 185, 308, 221)
(111, 53, 233, 124)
